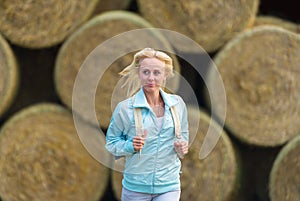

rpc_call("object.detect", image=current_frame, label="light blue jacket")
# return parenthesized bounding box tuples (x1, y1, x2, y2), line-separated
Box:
(105, 88, 189, 194)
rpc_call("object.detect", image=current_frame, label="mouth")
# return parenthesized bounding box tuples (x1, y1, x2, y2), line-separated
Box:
(147, 84, 155, 87)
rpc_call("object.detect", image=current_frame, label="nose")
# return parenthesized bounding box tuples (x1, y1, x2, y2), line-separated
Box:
(148, 72, 154, 81)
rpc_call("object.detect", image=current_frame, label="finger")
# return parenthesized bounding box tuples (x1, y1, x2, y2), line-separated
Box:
(143, 130, 148, 137)
(134, 143, 144, 149)
(134, 136, 142, 141)
(182, 144, 188, 150)
(133, 138, 144, 144)
(134, 145, 141, 151)
(174, 141, 180, 147)
(135, 138, 145, 144)
(134, 142, 142, 147)
(180, 142, 188, 149)
(134, 140, 145, 147)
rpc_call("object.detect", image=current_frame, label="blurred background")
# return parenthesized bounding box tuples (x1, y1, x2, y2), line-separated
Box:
(0, 0, 299, 201)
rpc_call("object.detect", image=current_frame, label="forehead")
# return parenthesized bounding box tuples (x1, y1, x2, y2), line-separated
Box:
(139, 57, 165, 68)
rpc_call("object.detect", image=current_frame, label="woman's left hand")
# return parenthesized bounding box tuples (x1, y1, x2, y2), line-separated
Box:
(174, 140, 188, 158)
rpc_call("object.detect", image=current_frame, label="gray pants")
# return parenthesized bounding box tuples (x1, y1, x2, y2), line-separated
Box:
(121, 187, 181, 201)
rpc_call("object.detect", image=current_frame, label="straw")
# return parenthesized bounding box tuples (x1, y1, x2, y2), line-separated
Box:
(179, 106, 241, 201)
(55, 10, 180, 129)
(207, 26, 300, 146)
(269, 134, 300, 201)
(0, 103, 109, 201)
(0, 0, 99, 48)
(137, 0, 259, 53)
(254, 15, 300, 33)
(0, 33, 19, 119)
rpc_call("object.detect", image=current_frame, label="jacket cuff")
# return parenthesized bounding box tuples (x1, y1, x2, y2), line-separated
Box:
(125, 140, 135, 153)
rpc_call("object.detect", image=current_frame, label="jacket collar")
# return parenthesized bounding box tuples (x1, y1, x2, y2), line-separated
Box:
(133, 87, 179, 109)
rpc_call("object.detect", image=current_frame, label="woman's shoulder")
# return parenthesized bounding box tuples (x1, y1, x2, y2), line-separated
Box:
(114, 96, 134, 112)
(163, 91, 184, 104)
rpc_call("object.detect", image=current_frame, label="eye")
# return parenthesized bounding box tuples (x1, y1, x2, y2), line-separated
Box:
(153, 70, 161, 76)
(142, 70, 150, 75)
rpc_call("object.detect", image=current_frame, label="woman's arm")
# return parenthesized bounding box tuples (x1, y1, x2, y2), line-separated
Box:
(105, 104, 135, 157)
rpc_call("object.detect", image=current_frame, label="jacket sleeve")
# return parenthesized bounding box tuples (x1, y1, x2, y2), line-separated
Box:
(105, 103, 135, 157)
(179, 97, 189, 143)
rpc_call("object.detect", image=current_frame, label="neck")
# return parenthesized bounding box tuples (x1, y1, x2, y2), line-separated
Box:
(143, 89, 165, 117)
(143, 89, 162, 106)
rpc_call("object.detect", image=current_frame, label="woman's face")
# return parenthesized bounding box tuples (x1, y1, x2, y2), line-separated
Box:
(139, 57, 166, 94)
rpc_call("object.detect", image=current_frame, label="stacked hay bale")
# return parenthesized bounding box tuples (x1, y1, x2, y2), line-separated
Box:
(0, 103, 109, 201)
(111, 170, 123, 200)
(0, 1, 298, 201)
(206, 25, 300, 201)
(0, 33, 19, 120)
(137, 0, 259, 53)
(180, 106, 241, 201)
(54, 10, 180, 129)
(0, 0, 100, 48)
(269, 134, 300, 201)
(254, 15, 300, 33)
(207, 26, 300, 147)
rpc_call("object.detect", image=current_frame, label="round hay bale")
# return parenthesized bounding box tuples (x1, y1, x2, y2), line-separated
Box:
(55, 10, 180, 129)
(180, 106, 241, 201)
(111, 170, 123, 201)
(0, 103, 109, 201)
(0, 33, 19, 120)
(0, 0, 99, 48)
(254, 15, 300, 33)
(207, 26, 300, 146)
(137, 0, 259, 53)
(269, 134, 300, 201)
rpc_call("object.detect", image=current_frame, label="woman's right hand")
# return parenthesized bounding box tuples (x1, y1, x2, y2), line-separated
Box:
(133, 130, 147, 151)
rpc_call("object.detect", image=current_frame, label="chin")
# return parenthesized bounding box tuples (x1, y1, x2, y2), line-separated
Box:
(143, 87, 159, 93)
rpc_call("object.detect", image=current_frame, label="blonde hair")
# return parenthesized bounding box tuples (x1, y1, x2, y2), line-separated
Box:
(119, 47, 174, 97)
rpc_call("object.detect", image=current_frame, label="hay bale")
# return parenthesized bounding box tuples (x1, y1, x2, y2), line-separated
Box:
(0, 0, 99, 48)
(254, 15, 300, 33)
(137, 0, 259, 53)
(0, 33, 19, 120)
(180, 106, 241, 201)
(269, 134, 300, 201)
(55, 10, 180, 129)
(111, 170, 123, 201)
(0, 103, 109, 201)
(207, 26, 300, 146)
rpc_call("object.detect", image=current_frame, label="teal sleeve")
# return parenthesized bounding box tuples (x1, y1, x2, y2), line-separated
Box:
(180, 97, 189, 143)
(105, 104, 136, 157)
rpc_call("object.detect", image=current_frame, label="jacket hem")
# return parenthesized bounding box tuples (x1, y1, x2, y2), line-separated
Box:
(122, 179, 180, 194)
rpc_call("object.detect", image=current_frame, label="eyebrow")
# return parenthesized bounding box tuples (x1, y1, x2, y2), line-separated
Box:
(139, 65, 165, 69)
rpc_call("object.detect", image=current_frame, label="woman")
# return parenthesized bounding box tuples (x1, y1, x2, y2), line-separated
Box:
(105, 47, 189, 201)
